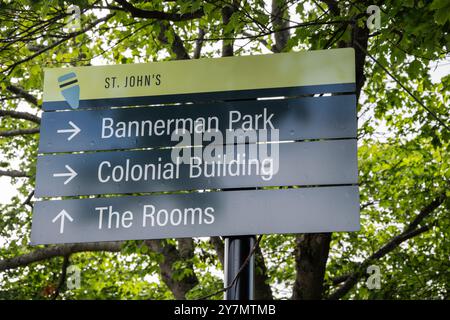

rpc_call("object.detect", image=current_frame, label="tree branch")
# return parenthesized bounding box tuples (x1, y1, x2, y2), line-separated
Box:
(184, 19, 351, 43)
(327, 192, 447, 300)
(5, 85, 40, 107)
(2, 14, 115, 75)
(115, 0, 204, 21)
(0, 109, 41, 124)
(22, 190, 34, 209)
(405, 191, 447, 233)
(328, 225, 431, 300)
(157, 22, 190, 60)
(193, 28, 205, 59)
(0, 242, 123, 272)
(0, 169, 30, 178)
(0, 128, 39, 137)
(51, 254, 70, 300)
(319, 0, 340, 16)
(331, 273, 350, 286)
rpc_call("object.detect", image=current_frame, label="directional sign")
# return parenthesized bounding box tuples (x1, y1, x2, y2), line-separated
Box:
(39, 95, 356, 153)
(52, 165, 77, 185)
(32, 48, 359, 245)
(35, 140, 358, 197)
(42, 48, 355, 111)
(31, 186, 359, 245)
(56, 121, 80, 141)
(52, 209, 73, 234)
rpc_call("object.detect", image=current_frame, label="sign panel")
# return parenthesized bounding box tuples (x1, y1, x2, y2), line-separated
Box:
(32, 48, 359, 245)
(42, 48, 355, 111)
(31, 186, 360, 245)
(35, 140, 358, 197)
(39, 95, 357, 153)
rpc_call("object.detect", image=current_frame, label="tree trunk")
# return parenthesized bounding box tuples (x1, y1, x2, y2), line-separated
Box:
(221, 2, 236, 57)
(254, 245, 273, 300)
(145, 240, 198, 299)
(292, 233, 332, 299)
(271, 0, 290, 53)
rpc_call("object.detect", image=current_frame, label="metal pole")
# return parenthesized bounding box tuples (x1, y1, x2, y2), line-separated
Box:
(224, 235, 255, 300)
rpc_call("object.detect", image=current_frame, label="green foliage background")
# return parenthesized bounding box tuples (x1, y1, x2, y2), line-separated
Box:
(0, 0, 448, 299)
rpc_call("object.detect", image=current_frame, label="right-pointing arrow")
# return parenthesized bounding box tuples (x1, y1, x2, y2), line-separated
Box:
(53, 165, 77, 185)
(57, 121, 81, 141)
(52, 209, 73, 234)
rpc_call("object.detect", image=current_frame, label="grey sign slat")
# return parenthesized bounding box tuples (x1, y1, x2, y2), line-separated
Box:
(30, 186, 360, 245)
(35, 140, 358, 197)
(38, 95, 356, 153)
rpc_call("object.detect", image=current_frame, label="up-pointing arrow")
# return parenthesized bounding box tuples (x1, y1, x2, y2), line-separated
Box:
(57, 121, 81, 141)
(53, 165, 77, 185)
(52, 209, 73, 234)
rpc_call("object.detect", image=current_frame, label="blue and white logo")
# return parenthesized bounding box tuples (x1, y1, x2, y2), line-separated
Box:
(58, 72, 80, 109)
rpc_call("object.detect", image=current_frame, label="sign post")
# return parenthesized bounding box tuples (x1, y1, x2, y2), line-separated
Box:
(32, 48, 358, 300)
(224, 236, 256, 300)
